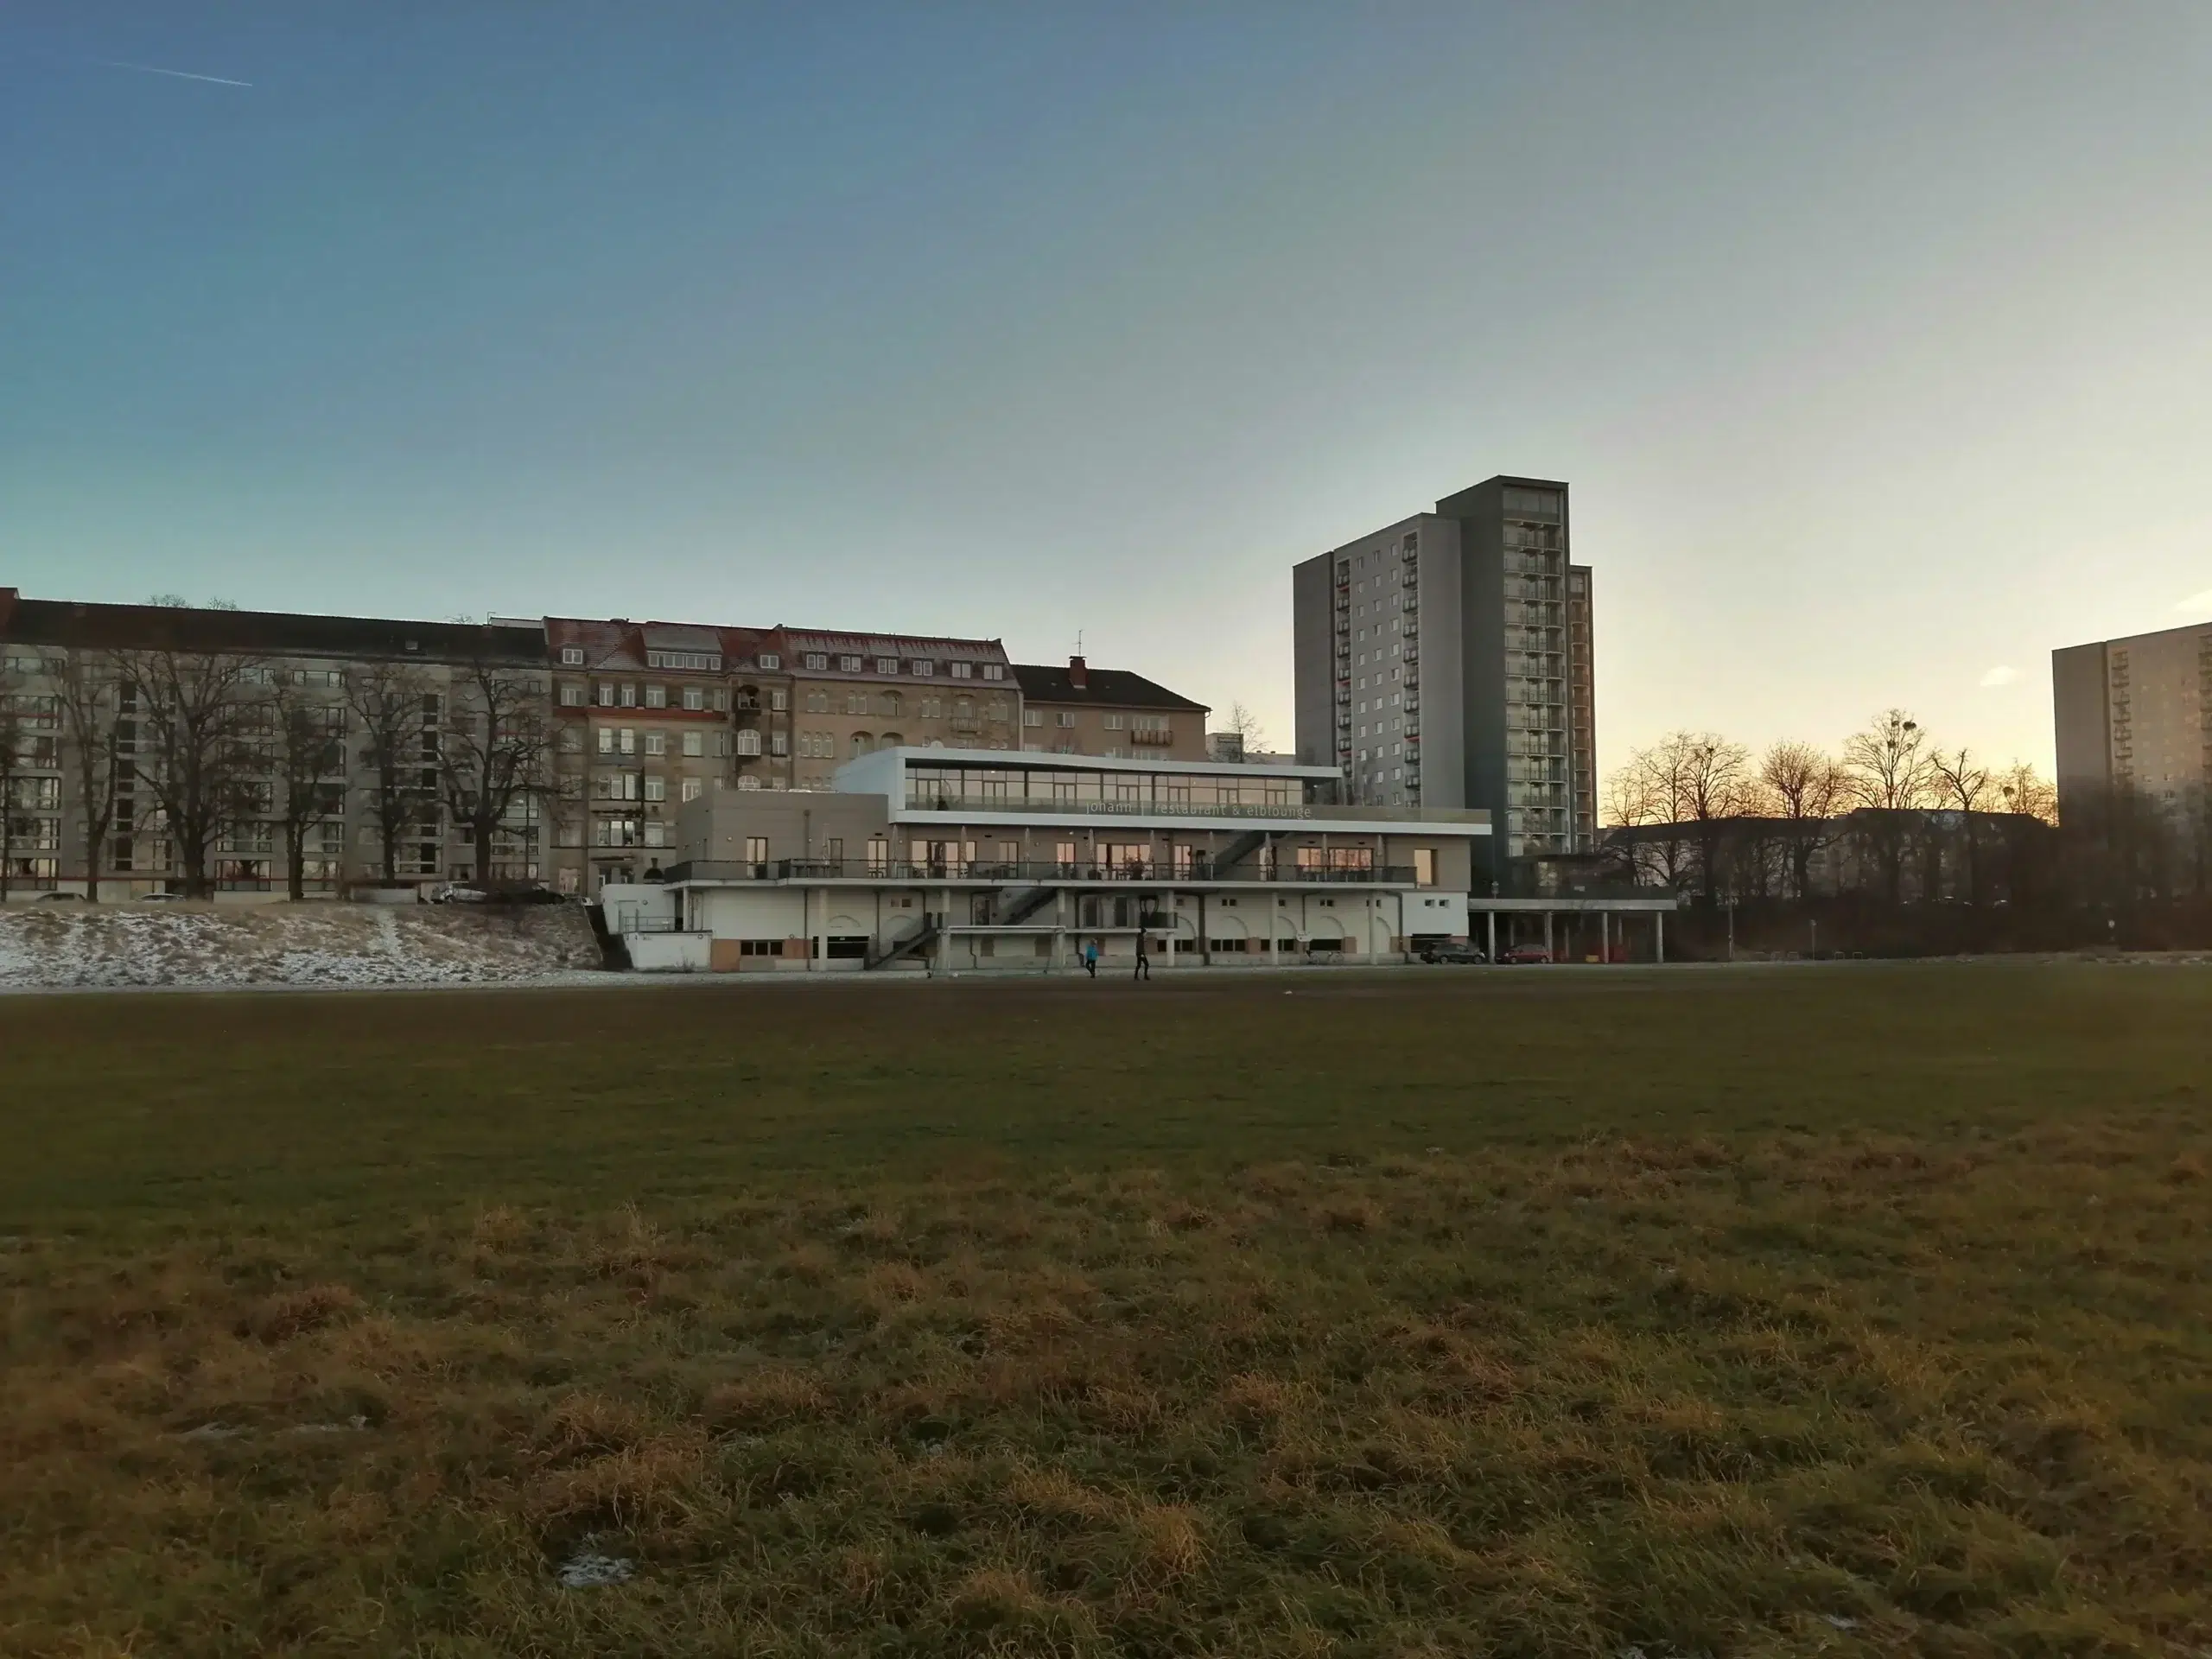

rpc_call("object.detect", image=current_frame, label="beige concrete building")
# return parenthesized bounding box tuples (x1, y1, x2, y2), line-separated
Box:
(1014, 657, 1209, 761)
(2053, 620, 2212, 823)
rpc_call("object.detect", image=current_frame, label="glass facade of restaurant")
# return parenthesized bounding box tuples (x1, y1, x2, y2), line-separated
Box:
(903, 764, 1313, 816)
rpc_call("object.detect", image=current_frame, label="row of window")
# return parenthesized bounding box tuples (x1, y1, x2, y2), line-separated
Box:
(592, 727, 721, 759)
(590, 773, 707, 804)
(565, 682, 728, 711)
(801, 689, 1002, 720)
(555, 645, 1007, 682)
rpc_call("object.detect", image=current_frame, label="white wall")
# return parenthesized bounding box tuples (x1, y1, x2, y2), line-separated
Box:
(627, 932, 711, 972)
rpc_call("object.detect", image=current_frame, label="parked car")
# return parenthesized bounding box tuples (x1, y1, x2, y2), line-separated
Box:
(432, 880, 563, 906)
(1417, 941, 1487, 964)
(1497, 944, 1554, 964)
(34, 891, 86, 903)
(137, 891, 185, 903)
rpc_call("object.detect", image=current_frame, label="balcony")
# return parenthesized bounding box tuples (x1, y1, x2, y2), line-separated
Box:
(1130, 728, 1174, 745)
(662, 856, 1421, 887)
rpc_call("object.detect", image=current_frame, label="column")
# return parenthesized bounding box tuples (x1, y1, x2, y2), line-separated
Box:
(1485, 909, 1497, 963)
(1656, 912, 1666, 964)
(1600, 911, 1611, 964)
(1543, 912, 1554, 957)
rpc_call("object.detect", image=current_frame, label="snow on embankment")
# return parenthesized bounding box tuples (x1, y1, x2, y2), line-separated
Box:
(0, 903, 605, 989)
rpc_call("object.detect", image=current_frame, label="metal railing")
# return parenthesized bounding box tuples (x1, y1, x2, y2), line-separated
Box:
(661, 857, 1421, 886)
(902, 794, 1306, 819)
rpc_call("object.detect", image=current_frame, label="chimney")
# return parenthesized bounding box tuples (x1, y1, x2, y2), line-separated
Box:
(1068, 654, 1087, 690)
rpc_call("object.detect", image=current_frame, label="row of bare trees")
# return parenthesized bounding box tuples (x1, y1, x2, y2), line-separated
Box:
(1605, 710, 2062, 906)
(2, 648, 549, 901)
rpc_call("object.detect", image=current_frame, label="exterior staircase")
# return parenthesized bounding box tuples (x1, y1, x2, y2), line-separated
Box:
(866, 920, 939, 970)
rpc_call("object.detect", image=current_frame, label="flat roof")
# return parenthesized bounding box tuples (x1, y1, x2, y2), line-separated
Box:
(846, 746, 1343, 782)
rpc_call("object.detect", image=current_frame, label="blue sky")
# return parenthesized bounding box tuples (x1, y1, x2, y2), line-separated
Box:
(5, 3, 2210, 772)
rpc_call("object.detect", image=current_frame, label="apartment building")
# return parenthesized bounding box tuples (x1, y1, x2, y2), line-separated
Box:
(0, 589, 547, 895)
(2052, 620, 2212, 823)
(1014, 657, 1209, 760)
(785, 630, 1019, 786)
(1292, 475, 1597, 868)
(601, 747, 1491, 972)
(3, 584, 1205, 899)
(544, 617, 1019, 891)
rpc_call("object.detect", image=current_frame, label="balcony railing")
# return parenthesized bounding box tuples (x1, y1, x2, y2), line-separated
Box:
(901, 793, 1305, 819)
(660, 857, 1420, 887)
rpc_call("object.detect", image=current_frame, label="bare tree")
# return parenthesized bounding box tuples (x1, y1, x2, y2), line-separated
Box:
(1842, 709, 1935, 901)
(1224, 702, 1267, 752)
(0, 668, 26, 901)
(346, 663, 435, 886)
(111, 649, 268, 899)
(1604, 737, 1698, 890)
(1993, 761, 2058, 907)
(438, 661, 550, 885)
(51, 656, 129, 904)
(268, 677, 349, 901)
(1929, 747, 1996, 904)
(1760, 740, 1844, 899)
(1996, 761, 2056, 825)
(1678, 733, 1754, 905)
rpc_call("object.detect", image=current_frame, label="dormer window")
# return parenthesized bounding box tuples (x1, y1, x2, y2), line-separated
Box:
(560, 646, 585, 666)
(912, 660, 934, 677)
(804, 653, 828, 671)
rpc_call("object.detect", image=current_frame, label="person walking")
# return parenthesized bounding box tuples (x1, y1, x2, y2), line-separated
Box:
(1133, 933, 1151, 981)
(1083, 938, 1099, 979)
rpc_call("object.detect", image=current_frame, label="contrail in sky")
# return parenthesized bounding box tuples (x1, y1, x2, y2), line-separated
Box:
(92, 58, 252, 88)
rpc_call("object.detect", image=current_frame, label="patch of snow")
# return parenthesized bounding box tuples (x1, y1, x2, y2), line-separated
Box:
(556, 1551, 634, 1588)
(0, 904, 603, 991)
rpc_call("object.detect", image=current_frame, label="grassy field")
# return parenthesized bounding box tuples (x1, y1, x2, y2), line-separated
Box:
(3, 965, 2209, 1656)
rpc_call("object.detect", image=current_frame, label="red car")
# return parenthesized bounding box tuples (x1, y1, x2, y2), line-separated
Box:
(1496, 944, 1553, 964)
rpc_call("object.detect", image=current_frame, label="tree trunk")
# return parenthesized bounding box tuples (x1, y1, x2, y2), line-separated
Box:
(474, 821, 494, 885)
(288, 825, 307, 902)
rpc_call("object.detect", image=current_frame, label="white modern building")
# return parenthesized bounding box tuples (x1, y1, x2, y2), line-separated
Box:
(603, 747, 1671, 972)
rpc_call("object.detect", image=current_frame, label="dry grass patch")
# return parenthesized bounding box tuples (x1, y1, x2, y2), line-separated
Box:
(2, 967, 2209, 1655)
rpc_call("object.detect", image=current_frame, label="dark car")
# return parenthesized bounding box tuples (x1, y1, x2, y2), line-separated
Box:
(435, 880, 565, 906)
(1497, 944, 1553, 964)
(1417, 941, 1487, 964)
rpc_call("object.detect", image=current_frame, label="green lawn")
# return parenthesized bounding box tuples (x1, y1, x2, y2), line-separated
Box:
(3, 966, 2209, 1656)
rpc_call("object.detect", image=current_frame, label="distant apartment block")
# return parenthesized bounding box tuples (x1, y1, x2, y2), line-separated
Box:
(2052, 620, 2212, 821)
(1293, 475, 1595, 868)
